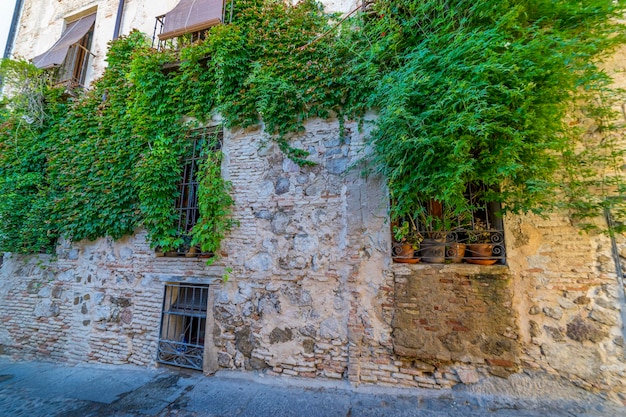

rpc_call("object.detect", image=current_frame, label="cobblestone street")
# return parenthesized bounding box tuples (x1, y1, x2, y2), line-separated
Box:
(0, 358, 623, 417)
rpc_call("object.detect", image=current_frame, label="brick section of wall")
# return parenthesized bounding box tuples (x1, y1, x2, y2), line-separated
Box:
(393, 264, 519, 369)
(349, 264, 518, 389)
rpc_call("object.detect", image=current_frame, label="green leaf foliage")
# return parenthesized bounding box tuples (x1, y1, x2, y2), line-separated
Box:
(360, 0, 626, 220)
(1, 0, 626, 254)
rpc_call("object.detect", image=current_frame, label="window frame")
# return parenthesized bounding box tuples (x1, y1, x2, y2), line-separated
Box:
(157, 283, 209, 371)
(391, 184, 506, 265)
(54, 21, 95, 88)
(158, 126, 223, 258)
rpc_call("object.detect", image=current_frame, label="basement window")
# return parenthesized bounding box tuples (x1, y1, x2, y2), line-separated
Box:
(391, 184, 506, 265)
(32, 13, 96, 89)
(157, 283, 209, 371)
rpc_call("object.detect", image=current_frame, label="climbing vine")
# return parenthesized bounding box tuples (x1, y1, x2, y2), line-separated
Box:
(358, 0, 626, 222)
(1, 0, 626, 254)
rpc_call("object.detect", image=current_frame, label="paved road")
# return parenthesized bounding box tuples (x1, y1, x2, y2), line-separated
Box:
(0, 357, 623, 417)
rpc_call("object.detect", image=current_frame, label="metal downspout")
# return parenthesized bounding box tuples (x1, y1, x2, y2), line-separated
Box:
(3, 0, 25, 58)
(113, 0, 126, 40)
(605, 207, 626, 350)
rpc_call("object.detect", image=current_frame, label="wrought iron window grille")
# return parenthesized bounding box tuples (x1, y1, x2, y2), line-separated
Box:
(391, 185, 506, 265)
(158, 127, 223, 258)
(157, 283, 209, 371)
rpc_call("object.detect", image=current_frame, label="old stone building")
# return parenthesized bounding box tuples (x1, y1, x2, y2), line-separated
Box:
(1, 0, 625, 405)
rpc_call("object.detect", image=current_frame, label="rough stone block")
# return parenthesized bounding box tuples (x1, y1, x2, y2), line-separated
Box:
(566, 316, 608, 342)
(589, 308, 618, 326)
(543, 306, 563, 320)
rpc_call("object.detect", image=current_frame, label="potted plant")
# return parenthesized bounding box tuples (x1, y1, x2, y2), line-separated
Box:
(466, 218, 496, 265)
(392, 220, 422, 263)
(444, 207, 469, 263)
(446, 237, 466, 263)
(416, 200, 453, 263)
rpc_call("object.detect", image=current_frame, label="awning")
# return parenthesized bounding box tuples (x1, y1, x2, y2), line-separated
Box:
(159, 0, 224, 41)
(32, 14, 96, 69)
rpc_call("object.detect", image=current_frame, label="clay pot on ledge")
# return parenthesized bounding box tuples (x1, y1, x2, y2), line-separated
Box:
(420, 237, 446, 263)
(185, 245, 199, 258)
(446, 242, 466, 263)
(466, 243, 496, 265)
(392, 243, 420, 264)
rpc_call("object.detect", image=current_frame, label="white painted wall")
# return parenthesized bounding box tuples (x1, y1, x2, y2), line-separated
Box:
(0, 0, 18, 57)
(11, 0, 179, 85)
(10, 0, 358, 85)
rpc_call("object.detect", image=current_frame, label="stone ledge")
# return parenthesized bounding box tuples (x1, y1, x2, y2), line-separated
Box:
(392, 262, 509, 276)
(142, 273, 225, 284)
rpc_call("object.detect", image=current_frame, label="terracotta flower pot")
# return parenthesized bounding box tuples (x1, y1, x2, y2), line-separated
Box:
(446, 242, 466, 263)
(393, 243, 420, 263)
(466, 243, 496, 265)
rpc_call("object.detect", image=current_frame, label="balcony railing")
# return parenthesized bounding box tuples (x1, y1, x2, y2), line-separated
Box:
(152, 15, 209, 51)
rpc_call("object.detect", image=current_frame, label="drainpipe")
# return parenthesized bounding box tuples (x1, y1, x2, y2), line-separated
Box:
(3, 0, 24, 58)
(604, 207, 626, 351)
(112, 0, 126, 40)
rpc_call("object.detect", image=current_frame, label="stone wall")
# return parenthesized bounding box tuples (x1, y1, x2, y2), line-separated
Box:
(2, 0, 626, 403)
(506, 215, 626, 400)
(0, 116, 391, 381)
(0, 118, 625, 401)
(0, 233, 224, 365)
(211, 117, 388, 379)
(340, 213, 626, 402)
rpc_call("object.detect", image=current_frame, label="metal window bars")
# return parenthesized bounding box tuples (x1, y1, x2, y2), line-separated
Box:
(392, 185, 506, 265)
(152, 15, 210, 51)
(157, 283, 209, 371)
(160, 127, 222, 257)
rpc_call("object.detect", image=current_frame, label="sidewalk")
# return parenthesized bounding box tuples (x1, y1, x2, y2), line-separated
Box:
(0, 357, 622, 417)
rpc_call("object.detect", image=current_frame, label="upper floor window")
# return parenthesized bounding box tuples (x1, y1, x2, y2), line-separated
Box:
(32, 13, 96, 89)
(391, 184, 506, 265)
(153, 0, 225, 50)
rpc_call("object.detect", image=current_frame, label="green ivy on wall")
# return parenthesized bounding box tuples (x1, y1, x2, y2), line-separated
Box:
(1, 0, 625, 255)
(359, 0, 626, 222)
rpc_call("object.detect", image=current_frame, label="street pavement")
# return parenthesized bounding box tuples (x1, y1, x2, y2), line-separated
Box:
(0, 357, 623, 417)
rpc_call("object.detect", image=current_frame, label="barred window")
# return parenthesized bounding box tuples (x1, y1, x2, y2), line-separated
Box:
(157, 283, 209, 370)
(391, 184, 505, 265)
(160, 126, 222, 257)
